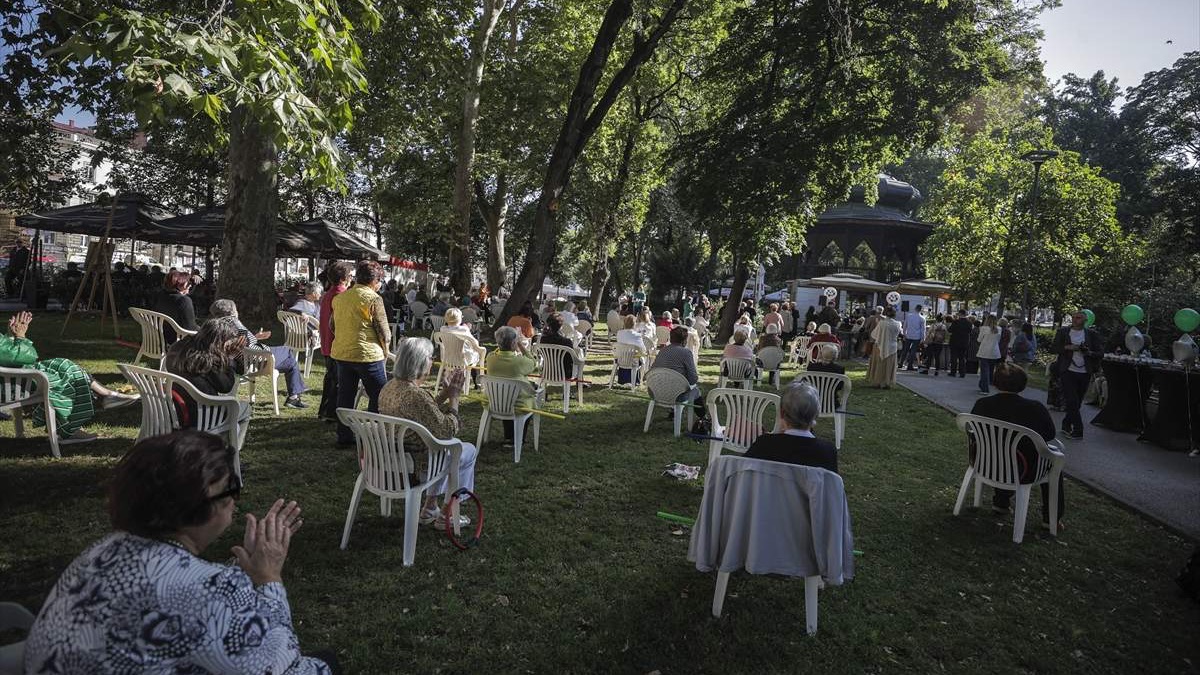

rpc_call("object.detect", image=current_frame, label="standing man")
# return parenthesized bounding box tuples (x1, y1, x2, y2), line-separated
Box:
(1052, 309, 1103, 440)
(901, 304, 926, 371)
(948, 309, 972, 378)
(6, 240, 29, 298)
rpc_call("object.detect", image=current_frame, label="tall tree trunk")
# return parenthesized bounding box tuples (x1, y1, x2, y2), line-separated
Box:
(449, 0, 505, 296)
(716, 252, 748, 344)
(220, 106, 279, 328)
(492, 0, 689, 329)
(475, 176, 508, 292)
(588, 223, 612, 313)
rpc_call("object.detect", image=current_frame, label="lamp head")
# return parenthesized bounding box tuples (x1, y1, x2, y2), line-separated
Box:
(1021, 149, 1059, 165)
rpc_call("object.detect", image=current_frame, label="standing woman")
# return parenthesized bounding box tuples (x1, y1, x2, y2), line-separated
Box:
(331, 261, 392, 447)
(318, 262, 352, 422)
(867, 307, 902, 388)
(154, 270, 198, 344)
(976, 313, 1003, 393)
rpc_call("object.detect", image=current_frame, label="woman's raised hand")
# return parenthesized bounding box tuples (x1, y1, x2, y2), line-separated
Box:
(232, 499, 302, 587)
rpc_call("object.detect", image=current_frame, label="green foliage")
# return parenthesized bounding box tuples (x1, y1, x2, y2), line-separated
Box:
(0, 110, 82, 211)
(921, 123, 1136, 315)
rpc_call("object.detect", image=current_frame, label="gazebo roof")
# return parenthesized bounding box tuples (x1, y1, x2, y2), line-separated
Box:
(815, 175, 933, 234)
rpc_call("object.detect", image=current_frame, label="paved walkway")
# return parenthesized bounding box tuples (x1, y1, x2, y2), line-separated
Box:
(894, 367, 1200, 541)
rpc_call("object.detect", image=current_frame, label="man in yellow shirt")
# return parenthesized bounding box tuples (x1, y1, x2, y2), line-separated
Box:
(485, 326, 540, 443)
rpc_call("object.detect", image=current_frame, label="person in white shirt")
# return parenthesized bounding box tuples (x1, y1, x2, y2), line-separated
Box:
(901, 304, 927, 371)
(441, 308, 487, 387)
(615, 314, 648, 385)
(975, 313, 1003, 393)
(287, 282, 323, 350)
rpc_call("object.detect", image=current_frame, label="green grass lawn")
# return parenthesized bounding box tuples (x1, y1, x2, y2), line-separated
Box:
(1, 315, 1197, 674)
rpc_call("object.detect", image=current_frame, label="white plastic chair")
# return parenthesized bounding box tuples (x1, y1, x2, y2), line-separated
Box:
(277, 310, 315, 379)
(718, 357, 756, 389)
(335, 409, 461, 566)
(429, 315, 446, 332)
(0, 601, 34, 674)
(706, 387, 780, 466)
(236, 347, 280, 416)
(129, 307, 196, 369)
(608, 343, 646, 389)
(606, 311, 622, 348)
(477, 376, 544, 463)
(756, 346, 786, 389)
(577, 319, 594, 351)
(409, 301, 429, 330)
(644, 368, 695, 437)
(794, 371, 851, 449)
(790, 336, 811, 367)
(534, 343, 583, 414)
(434, 332, 485, 397)
(655, 325, 671, 347)
(118, 364, 250, 476)
(0, 367, 60, 458)
(954, 413, 1067, 543)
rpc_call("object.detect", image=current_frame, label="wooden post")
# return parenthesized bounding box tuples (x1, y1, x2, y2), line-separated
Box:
(61, 198, 121, 339)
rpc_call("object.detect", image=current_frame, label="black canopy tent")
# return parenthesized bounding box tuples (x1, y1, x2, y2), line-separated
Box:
(150, 210, 386, 260)
(14, 192, 176, 239)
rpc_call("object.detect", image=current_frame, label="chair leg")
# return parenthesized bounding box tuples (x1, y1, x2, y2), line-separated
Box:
(953, 467, 974, 515)
(1048, 476, 1059, 537)
(673, 404, 683, 437)
(644, 401, 655, 433)
(12, 408, 24, 437)
(433, 364, 445, 397)
(834, 413, 844, 450)
(270, 371, 280, 416)
(804, 576, 820, 635)
(561, 384, 569, 415)
(381, 496, 391, 517)
(513, 418, 524, 464)
(533, 415, 541, 451)
(712, 571, 731, 618)
(401, 494, 421, 567)
(476, 411, 489, 449)
(340, 475, 365, 550)
(576, 380, 583, 407)
(1012, 484, 1032, 544)
(973, 476, 983, 508)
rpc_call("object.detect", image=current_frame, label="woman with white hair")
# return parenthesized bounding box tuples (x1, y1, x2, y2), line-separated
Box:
(441, 307, 487, 387)
(208, 298, 308, 409)
(756, 322, 783, 351)
(735, 313, 757, 344)
(809, 322, 842, 348)
(378, 337, 477, 528)
(745, 381, 839, 473)
(723, 326, 755, 360)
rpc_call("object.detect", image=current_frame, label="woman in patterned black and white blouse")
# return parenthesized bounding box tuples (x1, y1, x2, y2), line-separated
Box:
(23, 431, 336, 674)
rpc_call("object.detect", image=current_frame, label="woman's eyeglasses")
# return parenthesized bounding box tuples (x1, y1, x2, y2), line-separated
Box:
(208, 475, 243, 503)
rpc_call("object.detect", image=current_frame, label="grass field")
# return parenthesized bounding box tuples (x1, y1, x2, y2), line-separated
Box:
(1, 314, 1197, 674)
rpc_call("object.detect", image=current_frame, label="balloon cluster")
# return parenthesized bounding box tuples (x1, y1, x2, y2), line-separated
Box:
(1173, 308, 1199, 367)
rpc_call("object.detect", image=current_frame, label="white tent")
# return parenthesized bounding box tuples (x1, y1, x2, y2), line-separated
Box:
(799, 272, 893, 293)
(541, 278, 590, 298)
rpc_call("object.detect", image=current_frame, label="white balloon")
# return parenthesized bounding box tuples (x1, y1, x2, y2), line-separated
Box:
(1174, 334, 1197, 366)
(1125, 326, 1144, 355)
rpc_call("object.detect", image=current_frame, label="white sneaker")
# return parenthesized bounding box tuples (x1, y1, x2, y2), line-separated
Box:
(434, 512, 472, 529)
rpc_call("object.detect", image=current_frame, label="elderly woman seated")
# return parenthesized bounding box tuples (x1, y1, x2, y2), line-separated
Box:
(809, 322, 842, 347)
(538, 313, 586, 382)
(806, 343, 845, 375)
(440, 307, 487, 386)
(485, 326, 542, 441)
(23, 430, 335, 673)
(614, 315, 648, 385)
(0, 311, 138, 444)
(209, 299, 308, 409)
(745, 382, 838, 473)
(735, 313, 757, 344)
(378, 338, 477, 529)
(722, 326, 755, 361)
(164, 318, 256, 429)
(756, 323, 783, 351)
(656, 311, 674, 328)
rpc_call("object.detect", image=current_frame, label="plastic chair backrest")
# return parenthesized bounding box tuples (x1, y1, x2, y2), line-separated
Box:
(646, 368, 691, 404)
(277, 310, 311, 352)
(337, 409, 453, 495)
(793, 336, 812, 359)
(430, 315, 446, 331)
(708, 388, 780, 451)
(534, 343, 574, 385)
(757, 346, 786, 370)
(118, 363, 237, 439)
(0, 601, 34, 675)
(614, 343, 643, 368)
(655, 325, 671, 345)
(795, 371, 851, 416)
(438, 331, 470, 368)
(577, 319, 593, 335)
(410, 301, 428, 320)
(130, 308, 193, 362)
(720, 357, 756, 380)
(461, 307, 479, 324)
(0, 367, 48, 406)
(481, 376, 535, 417)
(606, 311, 621, 335)
(956, 413, 1058, 488)
(240, 347, 275, 381)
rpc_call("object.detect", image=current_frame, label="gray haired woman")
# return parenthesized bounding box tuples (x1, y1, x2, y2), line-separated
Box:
(377, 337, 476, 528)
(744, 382, 839, 473)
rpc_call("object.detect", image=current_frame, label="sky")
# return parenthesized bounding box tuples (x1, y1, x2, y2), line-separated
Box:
(52, 0, 1200, 127)
(1037, 0, 1200, 94)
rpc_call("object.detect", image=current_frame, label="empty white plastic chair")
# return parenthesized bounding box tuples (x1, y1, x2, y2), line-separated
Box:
(954, 413, 1067, 544)
(576, 319, 594, 352)
(0, 367, 60, 458)
(461, 306, 480, 328)
(409, 301, 429, 330)
(129, 307, 196, 369)
(794, 371, 851, 449)
(718, 357, 756, 390)
(336, 409, 461, 566)
(688, 456, 855, 631)
(533, 343, 583, 414)
(789, 336, 811, 367)
(756, 347, 786, 389)
(644, 368, 695, 437)
(608, 343, 646, 389)
(277, 310, 316, 379)
(655, 325, 671, 348)
(476, 376, 544, 463)
(0, 601, 35, 674)
(429, 315, 446, 332)
(119, 363, 250, 475)
(706, 387, 780, 466)
(605, 310, 622, 348)
(236, 347, 280, 416)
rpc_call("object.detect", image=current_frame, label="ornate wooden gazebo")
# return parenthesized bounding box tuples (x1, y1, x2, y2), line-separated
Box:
(786, 175, 934, 283)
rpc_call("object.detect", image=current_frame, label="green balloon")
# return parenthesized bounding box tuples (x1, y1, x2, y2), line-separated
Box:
(1082, 309, 1095, 328)
(1175, 308, 1200, 333)
(1121, 304, 1145, 326)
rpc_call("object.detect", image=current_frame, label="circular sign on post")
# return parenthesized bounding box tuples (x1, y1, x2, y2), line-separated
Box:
(886, 291, 901, 305)
(823, 287, 838, 299)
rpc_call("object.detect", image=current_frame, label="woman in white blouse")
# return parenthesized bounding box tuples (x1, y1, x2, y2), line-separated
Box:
(441, 307, 487, 385)
(976, 313, 1003, 393)
(24, 431, 333, 674)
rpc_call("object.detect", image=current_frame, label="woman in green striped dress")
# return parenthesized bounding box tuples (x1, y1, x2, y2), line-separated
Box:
(0, 311, 138, 444)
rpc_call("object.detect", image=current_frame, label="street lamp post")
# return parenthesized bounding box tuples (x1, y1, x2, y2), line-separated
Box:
(1020, 149, 1058, 323)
